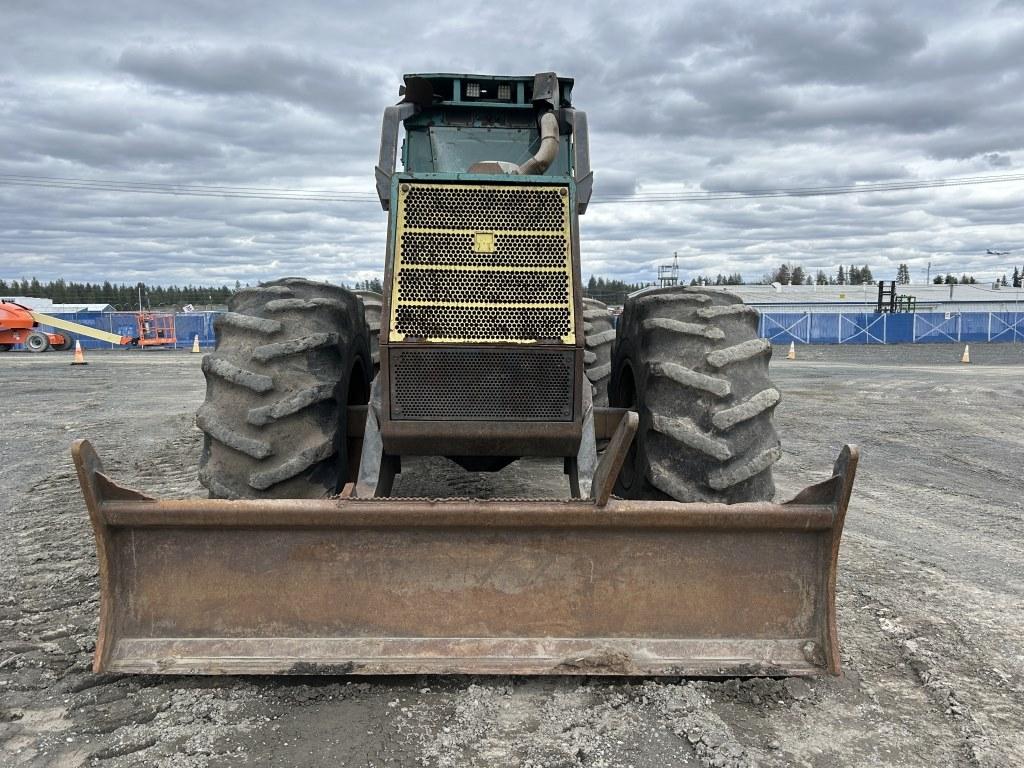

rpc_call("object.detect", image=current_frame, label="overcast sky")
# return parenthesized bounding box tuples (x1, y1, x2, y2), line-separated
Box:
(2, 0, 1023, 289)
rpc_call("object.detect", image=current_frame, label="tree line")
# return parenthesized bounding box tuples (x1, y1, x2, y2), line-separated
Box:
(583, 275, 650, 304)
(0, 277, 387, 310)
(932, 274, 978, 285)
(765, 264, 876, 285)
(0, 278, 234, 309)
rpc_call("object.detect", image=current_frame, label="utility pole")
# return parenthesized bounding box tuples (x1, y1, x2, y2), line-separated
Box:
(926, 262, 931, 285)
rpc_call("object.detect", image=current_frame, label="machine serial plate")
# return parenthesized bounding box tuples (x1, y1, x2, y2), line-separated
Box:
(390, 182, 575, 344)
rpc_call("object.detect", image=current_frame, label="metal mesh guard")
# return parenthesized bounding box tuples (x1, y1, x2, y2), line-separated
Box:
(390, 182, 575, 344)
(391, 347, 574, 421)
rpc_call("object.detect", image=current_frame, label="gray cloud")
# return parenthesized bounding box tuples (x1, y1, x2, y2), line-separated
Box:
(117, 45, 388, 117)
(1, 0, 1023, 290)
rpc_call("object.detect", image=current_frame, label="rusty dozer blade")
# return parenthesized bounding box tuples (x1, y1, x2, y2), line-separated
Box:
(73, 426, 858, 677)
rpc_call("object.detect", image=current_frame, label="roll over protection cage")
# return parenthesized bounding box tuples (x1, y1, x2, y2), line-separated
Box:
(374, 72, 593, 213)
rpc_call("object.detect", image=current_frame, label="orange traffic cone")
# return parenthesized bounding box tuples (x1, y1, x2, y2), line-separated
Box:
(787, 341, 796, 360)
(71, 340, 88, 365)
(192, 334, 201, 353)
(961, 345, 970, 364)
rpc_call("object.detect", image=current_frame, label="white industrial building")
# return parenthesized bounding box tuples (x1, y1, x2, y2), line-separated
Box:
(704, 283, 1024, 314)
(0, 296, 115, 313)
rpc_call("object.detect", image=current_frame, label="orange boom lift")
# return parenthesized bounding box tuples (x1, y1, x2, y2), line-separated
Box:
(0, 300, 136, 352)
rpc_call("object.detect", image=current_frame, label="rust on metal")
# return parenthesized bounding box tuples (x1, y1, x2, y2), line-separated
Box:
(73, 439, 858, 677)
(590, 410, 638, 506)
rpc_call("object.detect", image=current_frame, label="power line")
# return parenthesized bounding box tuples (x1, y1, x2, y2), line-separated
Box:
(0, 173, 374, 202)
(0, 170, 1023, 205)
(593, 172, 1024, 202)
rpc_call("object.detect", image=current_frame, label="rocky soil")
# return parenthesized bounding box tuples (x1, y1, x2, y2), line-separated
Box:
(2, 343, 1022, 767)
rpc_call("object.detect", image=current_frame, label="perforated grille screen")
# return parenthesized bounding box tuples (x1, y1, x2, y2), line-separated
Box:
(402, 186, 566, 231)
(389, 182, 575, 344)
(390, 347, 574, 421)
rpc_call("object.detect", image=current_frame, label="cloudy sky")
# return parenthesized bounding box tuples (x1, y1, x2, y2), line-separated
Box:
(2, 0, 1023, 289)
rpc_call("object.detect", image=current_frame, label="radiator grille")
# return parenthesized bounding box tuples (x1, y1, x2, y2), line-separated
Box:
(399, 232, 566, 268)
(402, 186, 565, 231)
(397, 269, 569, 304)
(389, 182, 575, 344)
(390, 348, 574, 421)
(394, 306, 572, 340)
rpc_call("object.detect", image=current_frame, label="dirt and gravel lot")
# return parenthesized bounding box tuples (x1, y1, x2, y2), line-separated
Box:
(2, 342, 1022, 767)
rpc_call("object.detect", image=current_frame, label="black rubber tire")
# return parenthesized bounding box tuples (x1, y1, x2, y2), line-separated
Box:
(53, 333, 74, 351)
(610, 286, 781, 503)
(0, 344, 12, 352)
(25, 331, 50, 353)
(355, 291, 382, 371)
(198, 277, 372, 499)
(583, 298, 615, 406)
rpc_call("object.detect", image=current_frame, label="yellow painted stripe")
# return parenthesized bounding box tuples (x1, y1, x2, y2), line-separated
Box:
(401, 228, 566, 236)
(394, 301, 570, 308)
(390, 335, 550, 345)
(396, 264, 568, 273)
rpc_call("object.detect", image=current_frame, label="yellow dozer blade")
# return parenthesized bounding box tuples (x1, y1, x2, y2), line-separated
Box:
(73, 412, 858, 677)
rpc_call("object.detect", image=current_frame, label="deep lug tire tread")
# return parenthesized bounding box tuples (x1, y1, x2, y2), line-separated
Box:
(198, 277, 370, 499)
(610, 286, 781, 503)
(582, 297, 615, 406)
(355, 291, 383, 369)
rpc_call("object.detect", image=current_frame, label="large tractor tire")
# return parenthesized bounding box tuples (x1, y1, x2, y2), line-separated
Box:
(25, 331, 50, 353)
(610, 286, 781, 503)
(355, 290, 382, 371)
(583, 297, 615, 406)
(198, 277, 372, 499)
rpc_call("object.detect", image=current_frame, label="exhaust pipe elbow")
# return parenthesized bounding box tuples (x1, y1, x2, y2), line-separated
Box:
(517, 111, 560, 176)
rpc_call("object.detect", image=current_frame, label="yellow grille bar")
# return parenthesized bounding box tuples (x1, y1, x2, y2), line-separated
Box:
(391, 264, 568, 273)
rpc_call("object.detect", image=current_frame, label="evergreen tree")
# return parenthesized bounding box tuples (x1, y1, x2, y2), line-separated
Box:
(1013, 267, 1021, 288)
(836, 266, 845, 285)
(815, 270, 829, 285)
(896, 264, 910, 284)
(933, 275, 944, 284)
(790, 266, 806, 286)
(582, 275, 647, 303)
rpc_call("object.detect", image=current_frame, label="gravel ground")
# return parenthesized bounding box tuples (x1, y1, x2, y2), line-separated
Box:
(1, 342, 1022, 767)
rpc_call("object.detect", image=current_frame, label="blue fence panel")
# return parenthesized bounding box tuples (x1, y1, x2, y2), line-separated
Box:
(757, 311, 1024, 344)
(175, 313, 219, 346)
(808, 313, 840, 344)
(884, 313, 914, 342)
(759, 312, 810, 344)
(912, 312, 960, 343)
(987, 312, 1024, 342)
(53, 311, 117, 350)
(960, 312, 992, 342)
(837, 313, 887, 344)
(23, 310, 1024, 350)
